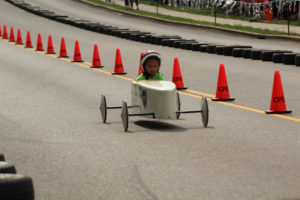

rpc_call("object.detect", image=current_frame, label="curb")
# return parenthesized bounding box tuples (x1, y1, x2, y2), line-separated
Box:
(79, 0, 300, 42)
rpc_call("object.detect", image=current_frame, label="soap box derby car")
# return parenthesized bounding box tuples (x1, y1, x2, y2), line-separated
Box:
(100, 80, 209, 131)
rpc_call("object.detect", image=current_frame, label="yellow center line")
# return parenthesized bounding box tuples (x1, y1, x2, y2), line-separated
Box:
(3, 38, 300, 123)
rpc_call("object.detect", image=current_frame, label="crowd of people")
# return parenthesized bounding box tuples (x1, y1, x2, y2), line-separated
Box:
(145, 0, 300, 21)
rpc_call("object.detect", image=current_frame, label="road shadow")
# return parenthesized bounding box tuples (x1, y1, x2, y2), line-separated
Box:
(134, 120, 188, 132)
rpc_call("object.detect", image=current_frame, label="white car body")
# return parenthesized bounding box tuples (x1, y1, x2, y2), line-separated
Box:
(131, 80, 178, 119)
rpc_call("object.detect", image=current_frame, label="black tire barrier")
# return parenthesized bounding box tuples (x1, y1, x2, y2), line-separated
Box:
(161, 39, 170, 46)
(232, 48, 244, 57)
(200, 45, 208, 52)
(295, 54, 300, 66)
(243, 48, 252, 58)
(207, 44, 216, 54)
(150, 35, 159, 44)
(0, 162, 17, 174)
(192, 43, 206, 51)
(0, 174, 34, 200)
(283, 53, 296, 65)
(174, 40, 197, 48)
(251, 49, 264, 60)
(143, 34, 152, 43)
(155, 35, 181, 45)
(215, 46, 224, 55)
(167, 39, 182, 47)
(223, 45, 252, 56)
(111, 29, 129, 36)
(261, 50, 281, 61)
(192, 43, 201, 51)
(181, 42, 197, 50)
(0, 154, 4, 161)
(272, 53, 284, 63)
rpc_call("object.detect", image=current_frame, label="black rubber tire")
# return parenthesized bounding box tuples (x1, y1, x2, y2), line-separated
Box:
(251, 49, 267, 60)
(161, 39, 170, 46)
(150, 35, 158, 44)
(283, 53, 296, 65)
(192, 43, 206, 51)
(207, 44, 216, 54)
(181, 43, 194, 50)
(0, 162, 17, 174)
(295, 54, 300, 66)
(261, 51, 279, 61)
(0, 174, 34, 200)
(242, 48, 252, 58)
(0, 153, 4, 161)
(223, 45, 252, 56)
(215, 46, 224, 55)
(232, 48, 243, 57)
(272, 53, 284, 63)
(223, 46, 235, 56)
(200, 45, 208, 52)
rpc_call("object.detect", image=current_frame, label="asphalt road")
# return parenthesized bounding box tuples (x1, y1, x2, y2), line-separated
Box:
(0, 1, 300, 200)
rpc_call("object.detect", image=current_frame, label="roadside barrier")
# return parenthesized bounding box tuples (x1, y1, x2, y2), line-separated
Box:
(72, 40, 83, 62)
(46, 35, 55, 54)
(25, 31, 33, 48)
(265, 71, 291, 114)
(35, 33, 44, 51)
(16, 28, 23, 45)
(9, 26, 15, 42)
(112, 48, 126, 75)
(212, 64, 235, 101)
(91, 44, 103, 68)
(58, 37, 68, 58)
(172, 58, 187, 90)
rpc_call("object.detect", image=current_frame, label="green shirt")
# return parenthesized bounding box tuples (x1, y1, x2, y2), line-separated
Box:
(136, 73, 165, 81)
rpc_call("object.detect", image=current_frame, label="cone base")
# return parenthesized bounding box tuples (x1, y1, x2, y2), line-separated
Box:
(72, 60, 84, 63)
(176, 87, 188, 90)
(91, 65, 104, 68)
(58, 56, 69, 58)
(265, 110, 292, 114)
(212, 97, 235, 101)
(35, 49, 44, 51)
(16, 43, 24, 45)
(9, 40, 16, 42)
(25, 46, 33, 48)
(46, 52, 56, 54)
(112, 72, 127, 75)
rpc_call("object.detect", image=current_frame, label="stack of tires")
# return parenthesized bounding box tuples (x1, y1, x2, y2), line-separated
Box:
(0, 153, 35, 200)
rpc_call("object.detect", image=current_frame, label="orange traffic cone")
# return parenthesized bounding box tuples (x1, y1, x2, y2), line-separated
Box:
(25, 31, 33, 48)
(2, 25, 8, 39)
(265, 71, 291, 114)
(58, 37, 68, 58)
(172, 58, 187, 90)
(91, 44, 103, 68)
(112, 48, 126, 75)
(46, 35, 55, 54)
(138, 52, 144, 76)
(36, 33, 44, 51)
(72, 40, 83, 62)
(16, 29, 23, 45)
(9, 27, 15, 42)
(212, 64, 234, 101)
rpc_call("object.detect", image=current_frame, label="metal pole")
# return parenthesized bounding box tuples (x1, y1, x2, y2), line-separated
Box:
(156, 0, 159, 14)
(214, 3, 217, 24)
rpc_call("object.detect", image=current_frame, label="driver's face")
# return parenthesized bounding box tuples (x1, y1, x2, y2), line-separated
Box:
(145, 58, 159, 76)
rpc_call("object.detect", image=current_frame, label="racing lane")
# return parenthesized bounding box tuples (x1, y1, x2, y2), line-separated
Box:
(0, 1, 300, 200)
(23, 0, 300, 52)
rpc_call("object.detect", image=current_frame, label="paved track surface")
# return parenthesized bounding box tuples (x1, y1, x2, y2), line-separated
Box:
(0, 1, 300, 200)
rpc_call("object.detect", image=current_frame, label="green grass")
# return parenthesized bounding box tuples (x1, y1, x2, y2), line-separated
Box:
(86, 0, 299, 36)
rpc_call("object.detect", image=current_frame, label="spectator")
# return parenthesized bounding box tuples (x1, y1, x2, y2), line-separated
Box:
(264, 4, 273, 21)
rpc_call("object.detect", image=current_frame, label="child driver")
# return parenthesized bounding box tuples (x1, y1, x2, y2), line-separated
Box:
(136, 51, 165, 81)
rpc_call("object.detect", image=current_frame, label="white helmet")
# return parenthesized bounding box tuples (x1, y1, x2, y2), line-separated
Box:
(140, 50, 161, 75)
